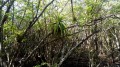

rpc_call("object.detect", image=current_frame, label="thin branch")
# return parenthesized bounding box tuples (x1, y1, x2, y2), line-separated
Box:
(83, 14, 120, 26)
(0, 0, 15, 26)
(70, 0, 76, 21)
(60, 0, 69, 13)
(18, 0, 30, 28)
(0, 0, 9, 9)
(36, 0, 41, 16)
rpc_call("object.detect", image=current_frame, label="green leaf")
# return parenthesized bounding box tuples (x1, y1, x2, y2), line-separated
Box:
(59, 22, 66, 35)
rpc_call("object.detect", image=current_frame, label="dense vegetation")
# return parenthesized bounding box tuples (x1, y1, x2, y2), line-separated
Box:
(0, 0, 120, 67)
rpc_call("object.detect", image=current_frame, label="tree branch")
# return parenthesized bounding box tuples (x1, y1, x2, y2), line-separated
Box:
(0, 0, 9, 10)
(18, 0, 55, 43)
(70, 0, 76, 21)
(84, 14, 120, 26)
(58, 30, 99, 67)
(0, 0, 15, 26)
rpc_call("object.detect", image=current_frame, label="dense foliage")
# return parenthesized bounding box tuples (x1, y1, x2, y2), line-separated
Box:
(0, 0, 120, 67)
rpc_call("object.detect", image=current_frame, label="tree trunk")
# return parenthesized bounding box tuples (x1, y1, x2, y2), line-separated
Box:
(0, 0, 4, 66)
